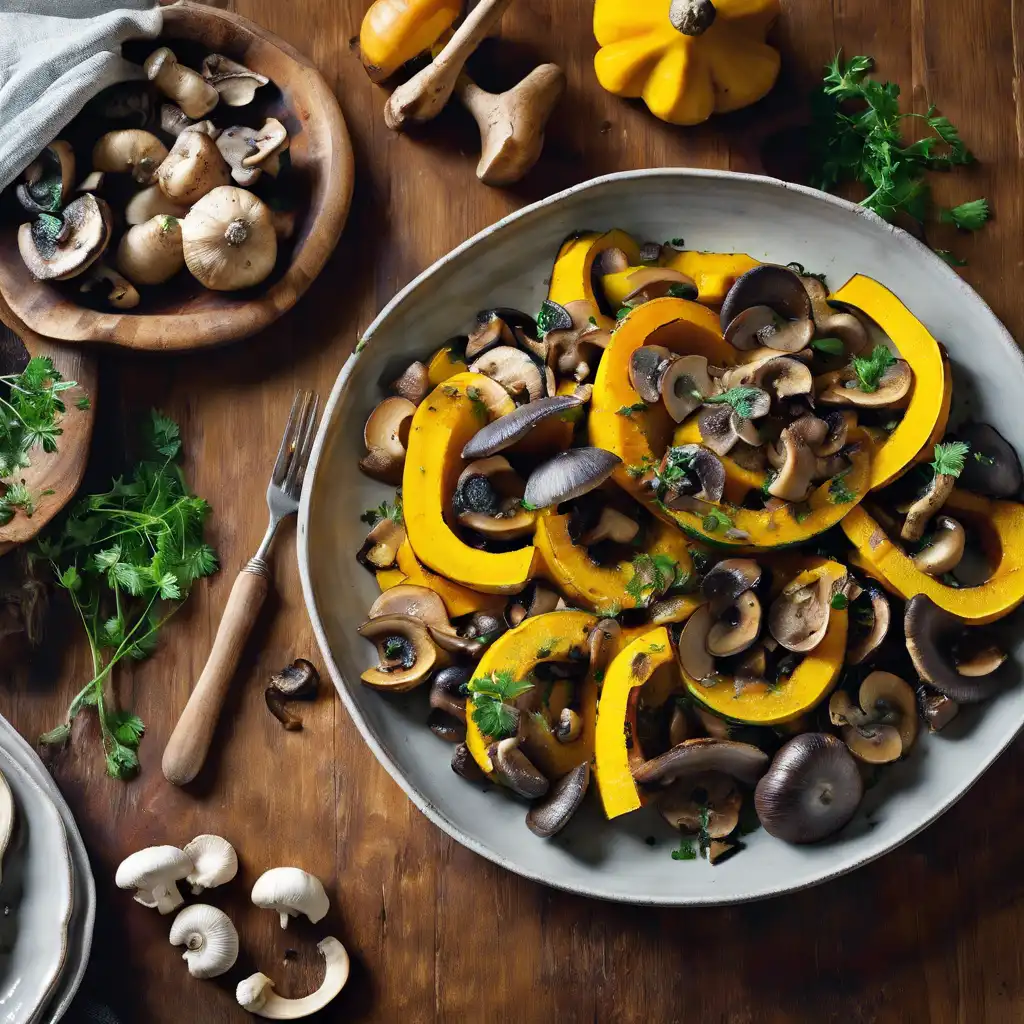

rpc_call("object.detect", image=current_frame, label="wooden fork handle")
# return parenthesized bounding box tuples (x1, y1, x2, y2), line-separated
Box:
(162, 559, 270, 786)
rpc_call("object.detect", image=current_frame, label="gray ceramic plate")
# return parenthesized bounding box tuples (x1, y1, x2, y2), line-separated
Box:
(299, 169, 1024, 905)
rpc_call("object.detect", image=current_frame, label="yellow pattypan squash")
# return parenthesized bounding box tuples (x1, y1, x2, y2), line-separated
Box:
(360, 0, 462, 83)
(593, 0, 782, 126)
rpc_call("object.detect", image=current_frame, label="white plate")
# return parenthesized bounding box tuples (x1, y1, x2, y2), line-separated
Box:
(0, 717, 95, 1024)
(299, 168, 1024, 905)
(0, 746, 73, 1022)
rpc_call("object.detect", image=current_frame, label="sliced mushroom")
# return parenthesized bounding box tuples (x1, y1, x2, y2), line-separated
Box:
(125, 185, 188, 227)
(767, 422, 818, 503)
(462, 395, 581, 458)
(660, 355, 718, 422)
(916, 684, 960, 732)
(800, 275, 869, 354)
(677, 604, 715, 681)
(816, 359, 912, 408)
(900, 472, 956, 543)
(201, 53, 269, 106)
(701, 558, 761, 616)
(720, 265, 813, 329)
(470, 346, 544, 402)
(911, 516, 965, 576)
(768, 572, 832, 652)
(18, 194, 111, 281)
(657, 771, 741, 837)
(508, 583, 560, 628)
(454, 456, 532, 538)
(649, 594, 703, 625)
(523, 448, 620, 509)
(655, 444, 726, 507)
(622, 266, 697, 304)
(429, 665, 470, 724)
(580, 507, 639, 546)
(706, 590, 761, 658)
(831, 671, 918, 764)
(954, 636, 1007, 677)
(724, 305, 814, 353)
(526, 762, 589, 837)
(16, 141, 75, 213)
(451, 742, 486, 781)
(358, 397, 416, 484)
(697, 404, 742, 457)
(751, 356, 814, 402)
(956, 423, 1023, 497)
(78, 263, 140, 309)
(545, 300, 612, 382)
(92, 129, 168, 185)
(369, 584, 449, 629)
(358, 614, 441, 691)
(465, 310, 515, 359)
(754, 733, 863, 844)
(847, 585, 891, 665)
(489, 737, 549, 799)
(905, 595, 1005, 703)
(816, 410, 855, 457)
(633, 737, 769, 788)
(390, 361, 430, 404)
(587, 618, 621, 674)
(629, 345, 674, 404)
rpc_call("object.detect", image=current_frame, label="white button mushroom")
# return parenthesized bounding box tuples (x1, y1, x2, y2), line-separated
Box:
(236, 937, 349, 1018)
(169, 904, 239, 979)
(157, 131, 231, 206)
(115, 845, 193, 914)
(182, 834, 239, 894)
(116, 215, 185, 286)
(251, 867, 329, 929)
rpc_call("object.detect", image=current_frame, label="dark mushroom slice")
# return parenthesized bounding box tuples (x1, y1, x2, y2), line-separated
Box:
(523, 447, 621, 509)
(629, 345, 675, 403)
(955, 423, 1023, 497)
(160, 103, 193, 137)
(489, 737, 549, 799)
(720, 264, 813, 329)
(905, 595, 1006, 703)
(357, 516, 406, 570)
(916, 684, 960, 732)
(390, 361, 430, 404)
(555, 708, 582, 743)
(622, 266, 697, 303)
(677, 605, 715, 681)
(588, 618, 622, 673)
(735, 642, 769, 687)
(706, 591, 761, 658)
(655, 444, 726, 508)
(462, 395, 582, 459)
(724, 305, 814, 354)
(452, 742, 486, 781)
(954, 635, 1007, 677)
(754, 733, 863, 844)
(358, 614, 441, 690)
(633, 737, 770, 788)
(900, 473, 956, 543)
(265, 688, 303, 730)
(697, 404, 742, 457)
(650, 594, 702, 625)
(359, 396, 416, 484)
(453, 456, 518, 517)
(526, 762, 590, 838)
(470, 346, 545, 402)
(430, 665, 471, 724)
(693, 705, 731, 740)
(660, 355, 718, 422)
(911, 516, 965, 577)
(16, 140, 75, 214)
(18, 194, 112, 281)
(657, 771, 740, 836)
(370, 584, 451, 630)
(428, 710, 465, 743)
(816, 359, 912, 408)
(831, 671, 917, 764)
(800, 275, 869, 355)
(767, 422, 818, 503)
(466, 310, 516, 359)
(701, 558, 761, 616)
(768, 572, 832, 653)
(269, 659, 320, 699)
(545, 300, 612, 382)
(816, 410, 855, 457)
(508, 583, 560, 627)
(580, 507, 639, 545)
(639, 241, 663, 263)
(752, 356, 814, 403)
(461, 612, 507, 644)
(537, 298, 573, 334)
(847, 585, 891, 665)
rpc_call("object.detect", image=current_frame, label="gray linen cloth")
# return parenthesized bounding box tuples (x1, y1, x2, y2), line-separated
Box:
(0, 0, 163, 191)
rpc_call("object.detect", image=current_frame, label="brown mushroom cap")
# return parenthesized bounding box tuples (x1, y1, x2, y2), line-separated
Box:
(767, 422, 818, 503)
(462, 395, 582, 459)
(358, 614, 441, 691)
(660, 354, 718, 422)
(720, 265, 813, 328)
(525, 761, 589, 837)
(768, 573, 832, 652)
(629, 345, 675, 404)
(706, 590, 762, 658)
(489, 737, 549, 799)
(911, 515, 965, 576)
(18, 194, 112, 281)
(701, 558, 762, 616)
(633, 737, 770, 787)
(369, 584, 450, 629)
(676, 604, 715, 682)
(901, 475, 956, 543)
(523, 447, 620, 509)
(359, 396, 416, 484)
(833, 671, 918, 764)
(470, 346, 544, 402)
(588, 618, 621, 673)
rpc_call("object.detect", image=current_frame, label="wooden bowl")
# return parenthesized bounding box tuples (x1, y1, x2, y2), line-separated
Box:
(0, 2, 353, 351)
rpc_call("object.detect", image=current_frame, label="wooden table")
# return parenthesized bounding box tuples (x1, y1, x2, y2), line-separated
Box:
(4, 0, 1024, 1020)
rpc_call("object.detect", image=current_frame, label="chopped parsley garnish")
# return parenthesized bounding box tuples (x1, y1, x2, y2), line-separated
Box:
(830, 593, 849, 610)
(465, 669, 532, 738)
(667, 282, 698, 300)
(935, 250, 967, 267)
(383, 637, 406, 659)
(466, 385, 488, 422)
(360, 494, 403, 526)
(625, 553, 678, 604)
(939, 199, 990, 231)
(850, 344, 896, 393)
(671, 837, 698, 861)
(617, 402, 648, 417)
(616, 306, 631, 321)
(652, 447, 694, 498)
(703, 386, 764, 420)
(811, 337, 845, 356)
(441, 384, 460, 398)
(701, 507, 734, 533)
(931, 440, 969, 478)
(828, 468, 857, 504)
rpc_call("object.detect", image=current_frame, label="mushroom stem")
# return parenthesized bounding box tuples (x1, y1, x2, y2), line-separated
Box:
(153, 884, 185, 915)
(901, 473, 956, 542)
(224, 218, 249, 246)
(455, 65, 566, 186)
(384, 0, 514, 130)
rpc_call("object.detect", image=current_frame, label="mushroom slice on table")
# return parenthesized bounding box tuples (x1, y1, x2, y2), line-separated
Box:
(202, 53, 269, 106)
(768, 572, 833, 653)
(358, 396, 416, 483)
(956, 423, 1023, 497)
(470, 346, 544, 402)
(632, 737, 770, 788)
(251, 867, 329, 929)
(236, 937, 350, 1019)
(829, 671, 918, 764)
(526, 762, 590, 838)
(910, 516, 965, 576)
(657, 771, 741, 837)
(461, 395, 582, 458)
(523, 447, 620, 509)
(905, 595, 1006, 703)
(170, 904, 239, 979)
(754, 733, 863, 844)
(18, 194, 111, 281)
(183, 835, 238, 894)
(145, 46, 219, 119)
(16, 140, 75, 213)
(92, 129, 168, 185)
(358, 614, 442, 690)
(116, 845, 194, 914)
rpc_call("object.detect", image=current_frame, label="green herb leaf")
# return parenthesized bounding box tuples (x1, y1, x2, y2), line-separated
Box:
(701, 507, 734, 533)
(667, 282, 698, 300)
(939, 198, 990, 231)
(830, 593, 849, 610)
(617, 402, 647, 417)
(671, 837, 698, 861)
(935, 249, 968, 267)
(360, 494, 403, 526)
(850, 344, 896, 393)
(703, 386, 764, 420)
(465, 385, 488, 422)
(931, 440, 970, 478)
(828, 468, 857, 504)
(811, 337, 845, 356)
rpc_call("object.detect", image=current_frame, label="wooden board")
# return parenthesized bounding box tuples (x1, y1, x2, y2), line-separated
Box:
(3, 0, 1024, 1021)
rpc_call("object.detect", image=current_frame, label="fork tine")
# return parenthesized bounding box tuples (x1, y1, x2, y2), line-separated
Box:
(285, 392, 320, 495)
(271, 390, 309, 486)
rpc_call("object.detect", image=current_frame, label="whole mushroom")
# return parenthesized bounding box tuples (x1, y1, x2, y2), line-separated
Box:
(251, 867, 330, 929)
(116, 215, 184, 286)
(169, 904, 239, 979)
(115, 845, 194, 914)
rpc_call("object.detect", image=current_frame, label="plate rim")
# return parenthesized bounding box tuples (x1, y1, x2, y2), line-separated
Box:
(298, 167, 1024, 905)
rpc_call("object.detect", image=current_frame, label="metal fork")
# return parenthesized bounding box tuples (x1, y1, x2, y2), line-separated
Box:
(162, 390, 321, 786)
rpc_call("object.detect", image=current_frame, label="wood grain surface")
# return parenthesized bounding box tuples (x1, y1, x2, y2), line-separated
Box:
(3, 0, 1024, 1021)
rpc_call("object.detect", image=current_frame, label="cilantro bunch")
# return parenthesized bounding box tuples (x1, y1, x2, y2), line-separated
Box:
(35, 412, 218, 778)
(810, 54, 989, 261)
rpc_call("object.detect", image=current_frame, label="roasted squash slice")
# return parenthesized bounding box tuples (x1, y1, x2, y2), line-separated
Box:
(683, 558, 849, 725)
(465, 611, 598, 778)
(394, 540, 507, 617)
(375, 568, 408, 591)
(548, 229, 642, 309)
(831, 275, 951, 491)
(593, 626, 675, 819)
(426, 344, 468, 386)
(403, 373, 536, 594)
(589, 298, 873, 547)
(601, 250, 761, 309)
(534, 511, 698, 616)
(841, 491, 1024, 625)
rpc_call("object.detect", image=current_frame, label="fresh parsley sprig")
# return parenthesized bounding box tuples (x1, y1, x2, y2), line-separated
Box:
(931, 440, 969, 478)
(850, 344, 895, 393)
(465, 669, 532, 738)
(625, 553, 678, 604)
(360, 493, 403, 526)
(34, 411, 218, 779)
(703, 386, 764, 420)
